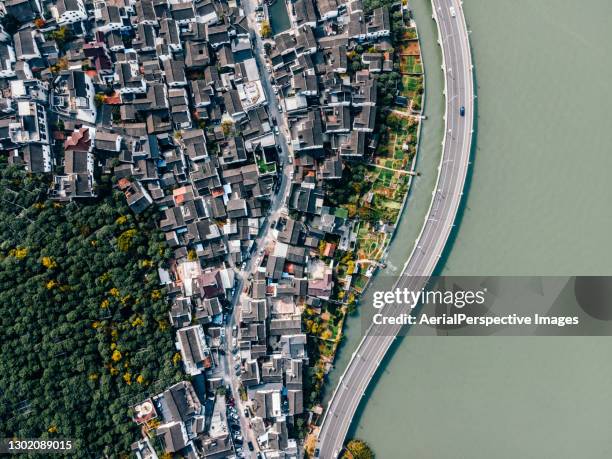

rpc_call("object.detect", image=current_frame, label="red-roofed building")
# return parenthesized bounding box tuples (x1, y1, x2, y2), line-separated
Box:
(64, 127, 91, 152)
(322, 242, 336, 258)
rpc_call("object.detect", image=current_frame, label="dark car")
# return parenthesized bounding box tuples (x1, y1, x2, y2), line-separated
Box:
(247, 441, 254, 451)
(460, 106, 465, 116)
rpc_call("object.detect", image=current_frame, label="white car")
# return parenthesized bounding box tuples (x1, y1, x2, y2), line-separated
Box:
(449, 6, 456, 17)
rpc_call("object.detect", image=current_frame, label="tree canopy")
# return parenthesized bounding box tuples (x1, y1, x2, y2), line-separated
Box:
(342, 439, 376, 459)
(0, 165, 182, 457)
(260, 20, 272, 38)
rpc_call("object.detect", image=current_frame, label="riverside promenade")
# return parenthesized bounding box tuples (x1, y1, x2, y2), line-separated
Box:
(315, 0, 475, 456)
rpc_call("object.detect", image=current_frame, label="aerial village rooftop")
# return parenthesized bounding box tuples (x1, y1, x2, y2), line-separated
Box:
(0, 0, 423, 456)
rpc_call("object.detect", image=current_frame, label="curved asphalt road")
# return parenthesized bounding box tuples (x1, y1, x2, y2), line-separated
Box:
(316, 0, 474, 456)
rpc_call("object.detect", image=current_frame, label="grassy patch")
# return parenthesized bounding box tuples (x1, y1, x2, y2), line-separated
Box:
(400, 55, 423, 74)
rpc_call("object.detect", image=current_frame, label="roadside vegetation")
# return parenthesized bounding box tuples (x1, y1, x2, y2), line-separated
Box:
(0, 164, 182, 456)
(304, 5, 425, 435)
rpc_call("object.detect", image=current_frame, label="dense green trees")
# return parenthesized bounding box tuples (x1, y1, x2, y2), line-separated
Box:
(363, 0, 392, 13)
(0, 166, 182, 457)
(376, 71, 402, 107)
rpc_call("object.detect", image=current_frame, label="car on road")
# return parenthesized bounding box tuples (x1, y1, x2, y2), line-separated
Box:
(460, 106, 465, 116)
(247, 441, 254, 451)
(272, 86, 278, 95)
(278, 104, 283, 112)
(273, 126, 279, 135)
(449, 6, 456, 17)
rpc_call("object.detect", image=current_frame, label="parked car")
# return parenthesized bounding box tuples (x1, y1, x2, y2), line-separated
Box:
(460, 106, 465, 116)
(247, 441, 254, 451)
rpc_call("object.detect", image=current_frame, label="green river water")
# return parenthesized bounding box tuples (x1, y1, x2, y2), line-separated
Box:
(329, 1, 612, 457)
